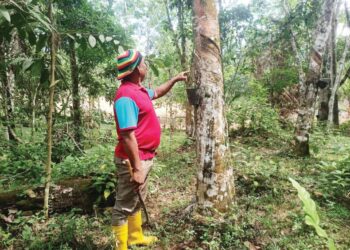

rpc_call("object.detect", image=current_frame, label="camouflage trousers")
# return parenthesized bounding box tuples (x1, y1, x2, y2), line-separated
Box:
(111, 157, 153, 226)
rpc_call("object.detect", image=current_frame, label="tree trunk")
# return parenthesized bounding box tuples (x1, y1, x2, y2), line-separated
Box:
(31, 83, 40, 138)
(317, 85, 331, 122)
(328, 4, 350, 126)
(294, 0, 335, 156)
(5, 64, 16, 141)
(69, 38, 82, 148)
(339, 65, 350, 87)
(333, 93, 339, 125)
(192, 0, 234, 212)
(318, 6, 338, 123)
(177, 0, 194, 137)
(44, 1, 57, 219)
(0, 34, 21, 143)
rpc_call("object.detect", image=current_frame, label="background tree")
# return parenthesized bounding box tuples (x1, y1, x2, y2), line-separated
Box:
(294, 0, 336, 156)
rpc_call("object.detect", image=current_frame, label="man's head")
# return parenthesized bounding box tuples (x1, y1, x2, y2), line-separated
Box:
(116, 49, 147, 81)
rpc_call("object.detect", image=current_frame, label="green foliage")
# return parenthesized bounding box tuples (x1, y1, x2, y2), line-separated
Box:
(0, 142, 45, 189)
(227, 81, 282, 137)
(339, 120, 350, 136)
(1, 211, 113, 250)
(318, 156, 350, 200)
(53, 144, 114, 179)
(289, 178, 336, 250)
(262, 67, 298, 94)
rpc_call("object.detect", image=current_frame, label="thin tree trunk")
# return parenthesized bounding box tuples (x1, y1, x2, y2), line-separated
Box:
(317, 4, 338, 123)
(44, 1, 57, 219)
(294, 0, 335, 156)
(328, 3, 350, 126)
(69, 38, 82, 148)
(165, 0, 194, 137)
(31, 83, 40, 138)
(283, 0, 306, 86)
(339, 65, 350, 86)
(193, 0, 234, 212)
(5, 64, 16, 141)
(0, 34, 21, 143)
(165, 0, 183, 60)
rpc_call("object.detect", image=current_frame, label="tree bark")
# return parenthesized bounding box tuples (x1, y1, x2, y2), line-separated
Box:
(318, 3, 338, 123)
(69, 38, 82, 148)
(339, 65, 350, 86)
(44, 1, 57, 219)
(0, 34, 21, 143)
(192, 0, 234, 212)
(31, 82, 40, 138)
(294, 0, 336, 156)
(328, 3, 350, 126)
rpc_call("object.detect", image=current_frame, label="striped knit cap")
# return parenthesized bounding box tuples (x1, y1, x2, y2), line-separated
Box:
(115, 49, 143, 80)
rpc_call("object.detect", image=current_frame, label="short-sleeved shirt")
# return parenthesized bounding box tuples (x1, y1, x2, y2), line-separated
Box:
(113, 80, 161, 160)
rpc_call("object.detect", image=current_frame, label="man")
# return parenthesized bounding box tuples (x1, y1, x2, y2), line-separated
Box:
(111, 49, 187, 250)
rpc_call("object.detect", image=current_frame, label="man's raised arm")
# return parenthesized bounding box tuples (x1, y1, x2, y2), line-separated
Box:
(154, 71, 188, 99)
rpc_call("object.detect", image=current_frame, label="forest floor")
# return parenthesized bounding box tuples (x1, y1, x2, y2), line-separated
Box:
(1, 126, 350, 250)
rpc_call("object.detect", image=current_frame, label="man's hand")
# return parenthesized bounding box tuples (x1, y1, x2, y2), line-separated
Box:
(154, 70, 190, 99)
(132, 163, 148, 185)
(173, 71, 189, 82)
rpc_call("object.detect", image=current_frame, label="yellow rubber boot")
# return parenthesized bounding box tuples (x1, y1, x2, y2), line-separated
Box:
(112, 223, 128, 250)
(128, 210, 158, 246)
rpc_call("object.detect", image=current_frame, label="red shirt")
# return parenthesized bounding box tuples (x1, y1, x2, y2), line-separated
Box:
(113, 81, 161, 160)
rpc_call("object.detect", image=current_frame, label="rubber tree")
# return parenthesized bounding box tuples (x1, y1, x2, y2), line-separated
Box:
(317, 1, 340, 124)
(192, 0, 234, 211)
(44, 0, 57, 219)
(294, 0, 336, 156)
(327, 2, 350, 126)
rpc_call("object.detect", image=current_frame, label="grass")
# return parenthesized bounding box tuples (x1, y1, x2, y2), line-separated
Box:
(1, 128, 350, 249)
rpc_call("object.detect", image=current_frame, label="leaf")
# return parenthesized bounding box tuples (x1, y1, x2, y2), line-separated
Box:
(103, 190, 110, 200)
(99, 34, 105, 43)
(118, 46, 124, 54)
(105, 36, 113, 42)
(113, 40, 120, 45)
(25, 189, 36, 198)
(88, 35, 96, 48)
(0, 8, 11, 23)
(289, 178, 334, 243)
(28, 7, 51, 31)
(106, 182, 114, 189)
(22, 58, 33, 72)
(66, 34, 75, 40)
(328, 239, 337, 250)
